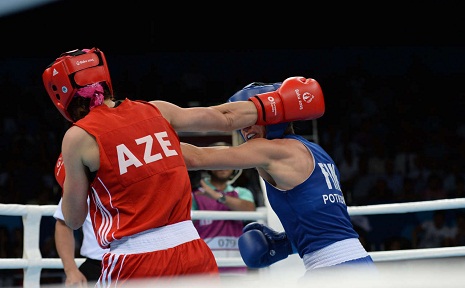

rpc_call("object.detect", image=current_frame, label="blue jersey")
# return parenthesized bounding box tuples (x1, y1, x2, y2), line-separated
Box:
(264, 135, 359, 257)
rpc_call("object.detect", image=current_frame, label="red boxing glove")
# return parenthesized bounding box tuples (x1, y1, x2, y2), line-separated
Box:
(249, 76, 325, 125)
(55, 153, 65, 189)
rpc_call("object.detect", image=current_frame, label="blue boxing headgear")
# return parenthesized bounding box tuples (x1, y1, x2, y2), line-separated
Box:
(228, 82, 289, 140)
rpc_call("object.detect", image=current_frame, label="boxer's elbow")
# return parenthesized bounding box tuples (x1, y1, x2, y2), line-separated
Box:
(64, 217, 85, 230)
(63, 209, 86, 230)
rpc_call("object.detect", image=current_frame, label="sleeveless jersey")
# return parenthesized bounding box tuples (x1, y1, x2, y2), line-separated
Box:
(74, 99, 192, 248)
(264, 134, 359, 257)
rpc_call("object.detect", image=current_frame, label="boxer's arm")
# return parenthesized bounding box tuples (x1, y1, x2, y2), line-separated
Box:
(61, 126, 91, 230)
(55, 218, 88, 285)
(153, 76, 324, 133)
(151, 100, 258, 132)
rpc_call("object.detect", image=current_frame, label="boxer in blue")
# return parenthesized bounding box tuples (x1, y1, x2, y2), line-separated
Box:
(182, 82, 377, 275)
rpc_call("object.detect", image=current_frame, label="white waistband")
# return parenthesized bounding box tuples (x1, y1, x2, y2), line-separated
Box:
(303, 238, 369, 270)
(110, 220, 200, 255)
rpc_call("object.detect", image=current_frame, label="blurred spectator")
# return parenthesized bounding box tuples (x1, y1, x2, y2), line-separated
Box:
(393, 136, 418, 176)
(408, 153, 432, 194)
(320, 124, 343, 160)
(448, 175, 465, 199)
(384, 236, 412, 251)
(443, 160, 465, 193)
(381, 159, 404, 196)
(412, 210, 455, 248)
(366, 138, 388, 175)
(421, 107, 450, 169)
(335, 144, 360, 204)
(363, 177, 395, 205)
(450, 211, 465, 246)
(396, 177, 420, 203)
(352, 119, 374, 156)
(351, 154, 377, 205)
(332, 130, 363, 162)
(419, 173, 447, 201)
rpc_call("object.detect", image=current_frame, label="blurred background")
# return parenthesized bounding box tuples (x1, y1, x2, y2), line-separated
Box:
(1, 0, 465, 284)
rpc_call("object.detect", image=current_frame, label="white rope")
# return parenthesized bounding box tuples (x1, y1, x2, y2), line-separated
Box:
(192, 209, 267, 221)
(348, 198, 465, 215)
(0, 204, 57, 216)
(1, 199, 464, 287)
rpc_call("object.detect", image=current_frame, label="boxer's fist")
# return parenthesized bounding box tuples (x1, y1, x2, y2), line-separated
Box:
(55, 153, 65, 188)
(238, 222, 294, 268)
(249, 76, 325, 125)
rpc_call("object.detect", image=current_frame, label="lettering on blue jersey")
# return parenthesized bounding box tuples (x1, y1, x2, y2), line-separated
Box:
(322, 193, 346, 205)
(116, 131, 178, 175)
(318, 163, 341, 191)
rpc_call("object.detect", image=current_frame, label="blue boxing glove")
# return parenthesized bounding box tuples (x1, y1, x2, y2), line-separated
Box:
(228, 82, 289, 140)
(238, 222, 295, 268)
(228, 82, 282, 101)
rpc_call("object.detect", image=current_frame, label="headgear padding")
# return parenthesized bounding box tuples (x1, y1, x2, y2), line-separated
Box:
(42, 47, 113, 122)
(228, 82, 289, 139)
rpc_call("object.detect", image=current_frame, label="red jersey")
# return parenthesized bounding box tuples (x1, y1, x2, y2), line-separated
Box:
(74, 99, 192, 248)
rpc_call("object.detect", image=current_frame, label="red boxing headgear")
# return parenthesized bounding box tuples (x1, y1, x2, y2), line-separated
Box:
(42, 47, 113, 122)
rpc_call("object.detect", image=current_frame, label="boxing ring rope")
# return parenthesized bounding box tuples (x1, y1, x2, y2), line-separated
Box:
(1, 198, 465, 287)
